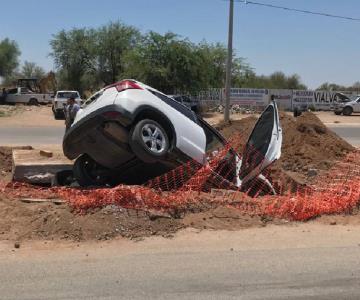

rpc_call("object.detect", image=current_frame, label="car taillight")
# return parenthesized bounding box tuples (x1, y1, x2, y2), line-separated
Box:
(102, 111, 122, 118)
(105, 80, 142, 92)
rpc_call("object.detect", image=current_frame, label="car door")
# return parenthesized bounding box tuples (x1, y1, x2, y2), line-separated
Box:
(239, 101, 282, 185)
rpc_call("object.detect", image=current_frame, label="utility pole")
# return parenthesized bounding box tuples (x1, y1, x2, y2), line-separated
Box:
(224, 0, 234, 123)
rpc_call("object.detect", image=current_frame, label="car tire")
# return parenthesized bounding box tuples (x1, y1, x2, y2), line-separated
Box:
(293, 107, 302, 117)
(51, 170, 74, 187)
(73, 154, 110, 187)
(28, 98, 38, 106)
(130, 119, 170, 163)
(334, 111, 342, 115)
(54, 111, 63, 120)
(343, 107, 353, 116)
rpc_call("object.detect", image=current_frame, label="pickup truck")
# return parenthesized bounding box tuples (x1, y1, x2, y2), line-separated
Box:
(334, 95, 360, 116)
(5, 87, 53, 105)
(52, 90, 82, 119)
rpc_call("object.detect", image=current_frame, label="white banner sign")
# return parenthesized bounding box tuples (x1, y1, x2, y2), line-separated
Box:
(270, 89, 293, 110)
(292, 90, 314, 108)
(228, 88, 269, 106)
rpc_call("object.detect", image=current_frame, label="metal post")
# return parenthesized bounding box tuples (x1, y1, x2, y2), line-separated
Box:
(224, 0, 234, 123)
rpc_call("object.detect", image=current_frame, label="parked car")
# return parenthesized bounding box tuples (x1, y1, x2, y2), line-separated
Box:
(334, 95, 360, 116)
(168, 94, 199, 113)
(5, 87, 53, 105)
(63, 80, 282, 194)
(52, 90, 82, 119)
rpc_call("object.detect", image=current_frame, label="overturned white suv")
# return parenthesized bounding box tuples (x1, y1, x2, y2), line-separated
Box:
(63, 80, 282, 194)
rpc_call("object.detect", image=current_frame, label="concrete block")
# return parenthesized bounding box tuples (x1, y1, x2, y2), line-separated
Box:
(12, 149, 73, 184)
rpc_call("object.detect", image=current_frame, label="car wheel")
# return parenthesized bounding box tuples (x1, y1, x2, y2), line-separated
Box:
(54, 111, 63, 120)
(334, 111, 342, 115)
(343, 107, 353, 116)
(51, 170, 74, 187)
(293, 107, 302, 117)
(73, 154, 110, 187)
(130, 119, 170, 163)
(28, 98, 38, 106)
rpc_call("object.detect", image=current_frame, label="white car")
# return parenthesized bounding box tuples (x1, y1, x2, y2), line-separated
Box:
(63, 80, 282, 193)
(52, 90, 82, 119)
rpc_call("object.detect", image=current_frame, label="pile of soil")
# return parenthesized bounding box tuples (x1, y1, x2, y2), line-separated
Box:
(0, 194, 273, 242)
(217, 112, 355, 183)
(0, 147, 12, 180)
(0, 146, 33, 181)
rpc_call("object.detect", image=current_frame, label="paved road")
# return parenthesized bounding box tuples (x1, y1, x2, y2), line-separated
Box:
(0, 125, 358, 147)
(1, 225, 360, 299)
(0, 127, 64, 146)
(328, 126, 360, 147)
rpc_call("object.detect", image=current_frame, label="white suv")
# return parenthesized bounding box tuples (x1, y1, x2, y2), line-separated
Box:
(63, 80, 282, 192)
(52, 90, 82, 119)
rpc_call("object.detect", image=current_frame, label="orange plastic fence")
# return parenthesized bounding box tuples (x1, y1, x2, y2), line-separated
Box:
(1, 141, 359, 222)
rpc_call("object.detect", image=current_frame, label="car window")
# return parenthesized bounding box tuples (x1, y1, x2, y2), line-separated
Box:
(182, 96, 191, 103)
(198, 120, 224, 154)
(172, 96, 183, 103)
(83, 90, 103, 107)
(8, 88, 18, 94)
(20, 87, 31, 94)
(148, 89, 197, 123)
(57, 92, 79, 99)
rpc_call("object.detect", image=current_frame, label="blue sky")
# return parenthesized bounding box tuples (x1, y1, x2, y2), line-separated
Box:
(0, 0, 359, 89)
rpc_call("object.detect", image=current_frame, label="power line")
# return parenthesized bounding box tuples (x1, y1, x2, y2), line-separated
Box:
(234, 0, 360, 22)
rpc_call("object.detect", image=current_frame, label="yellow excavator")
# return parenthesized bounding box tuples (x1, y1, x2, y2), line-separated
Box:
(17, 71, 57, 94)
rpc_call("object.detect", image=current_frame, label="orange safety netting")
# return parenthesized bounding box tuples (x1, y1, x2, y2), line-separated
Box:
(1, 140, 359, 222)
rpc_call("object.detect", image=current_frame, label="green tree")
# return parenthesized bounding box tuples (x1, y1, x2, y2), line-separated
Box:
(0, 38, 21, 80)
(95, 21, 140, 85)
(123, 31, 201, 93)
(242, 71, 307, 90)
(316, 82, 360, 92)
(20, 61, 46, 78)
(50, 28, 95, 93)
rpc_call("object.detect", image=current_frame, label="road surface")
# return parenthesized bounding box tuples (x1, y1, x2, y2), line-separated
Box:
(328, 125, 360, 147)
(0, 127, 64, 145)
(1, 225, 360, 299)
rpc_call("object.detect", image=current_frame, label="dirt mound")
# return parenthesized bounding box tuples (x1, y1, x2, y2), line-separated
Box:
(0, 147, 12, 175)
(0, 194, 277, 242)
(217, 112, 355, 183)
(0, 146, 33, 181)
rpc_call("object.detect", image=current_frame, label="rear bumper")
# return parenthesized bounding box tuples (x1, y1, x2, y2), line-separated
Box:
(63, 104, 134, 168)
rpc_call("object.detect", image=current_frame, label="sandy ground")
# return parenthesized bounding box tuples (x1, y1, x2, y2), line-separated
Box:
(0, 105, 63, 128)
(205, 111, 360, 126)
(312, 111, 360, 125)
(1, 104, 359, 128)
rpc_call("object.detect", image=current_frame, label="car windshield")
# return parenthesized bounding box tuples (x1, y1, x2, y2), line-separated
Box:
(349, 95, 360, 101)
(57, 92, 79, 99)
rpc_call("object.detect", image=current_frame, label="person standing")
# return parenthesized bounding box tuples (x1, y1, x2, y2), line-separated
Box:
(64, 97, 80, 131)
(0, 88, 7, 104)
